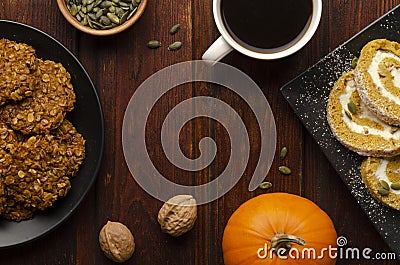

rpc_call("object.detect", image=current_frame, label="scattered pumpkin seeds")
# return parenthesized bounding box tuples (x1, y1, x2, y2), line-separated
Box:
(279, 147, 288, 160)
(351, 57, 358, 69)
(378, 187, 389, 196)
(65, 0, 140, 30)
(147, 40, 162, 49)
(390, 182, 400, 190)
(347, 101, 357, 115)
(259, 181, 272, 190)
(278, 166, 291, 175)
(168, 41, 182, 51)
(380, 180, 390, 190)
(170, 24, 181, 35)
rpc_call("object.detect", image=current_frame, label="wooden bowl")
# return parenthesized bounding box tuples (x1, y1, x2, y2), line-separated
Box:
(56, 0, 147, 36)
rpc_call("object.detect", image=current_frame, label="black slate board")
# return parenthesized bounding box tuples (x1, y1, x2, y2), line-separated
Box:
(281, 5, 400, 256)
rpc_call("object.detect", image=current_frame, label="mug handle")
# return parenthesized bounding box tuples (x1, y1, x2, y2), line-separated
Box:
(202, 36, 233, 62)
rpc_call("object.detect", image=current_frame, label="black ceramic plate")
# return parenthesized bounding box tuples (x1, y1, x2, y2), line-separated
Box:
(281, 5, 400, 256)
(0, 20, 104, 247)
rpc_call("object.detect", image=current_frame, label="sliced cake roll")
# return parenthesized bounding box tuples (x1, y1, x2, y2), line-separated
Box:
(361, 156, 400, 210)
(326, 71, 400, 157)
(355, 39, 400, 126)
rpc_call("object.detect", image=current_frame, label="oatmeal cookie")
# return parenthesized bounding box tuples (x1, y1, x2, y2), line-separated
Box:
(0, 120, 85, 221)
(0, 59, 76, 135)
(327, 71, 400, 157)
(0, 39, 37, 106)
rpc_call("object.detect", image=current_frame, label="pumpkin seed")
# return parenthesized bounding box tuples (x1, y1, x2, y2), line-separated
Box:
(344, 110, 352, 120)
(87, 2, 95, 12)
(100, 0, 112, 8)
(168, 41, 182, 51)
(391, 126, 399, 134)
(119, 1, 130, 7)
(107, 12, 120, 24)
(147, 40, 162, 49)
(108, 5, 116, 13)
(170, 24, 181, 35)
(378, 187, 389, 196)
(82, 15, 89, 25)
(380, 180, 390, 190)
(120, 11, 129, 24)
(279, 147, 288, 159)
(351, 57, 358, 69)
(259, 181, 272, 190)
(278, 166, 291, 175)
(99, 15, 112, 25)
(347, 101, 357, 115)
(127, 7, 137, 20)
(390, 182, 400, 190)
(70, 4, 79, 16)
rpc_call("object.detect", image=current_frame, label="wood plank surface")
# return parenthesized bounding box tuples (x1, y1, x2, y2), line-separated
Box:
(0, 0, 400, 264)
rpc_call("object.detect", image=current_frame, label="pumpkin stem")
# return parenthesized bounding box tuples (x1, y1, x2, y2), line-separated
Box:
(270, 232, 306, 255)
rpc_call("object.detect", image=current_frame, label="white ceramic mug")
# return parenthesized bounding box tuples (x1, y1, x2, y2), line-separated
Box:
(202, 0, 322, 61)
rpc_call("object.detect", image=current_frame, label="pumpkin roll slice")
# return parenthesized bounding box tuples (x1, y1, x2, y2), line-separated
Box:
(355, 39, 400, 126)
(361, 156, 400, 210)
(327, 71, 400, 157)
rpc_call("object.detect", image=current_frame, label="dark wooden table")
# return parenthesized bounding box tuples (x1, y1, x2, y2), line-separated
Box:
(1, 0, 400, 264)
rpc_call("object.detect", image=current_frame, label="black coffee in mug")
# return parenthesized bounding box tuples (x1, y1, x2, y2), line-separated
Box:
(221, 0, 313, 52)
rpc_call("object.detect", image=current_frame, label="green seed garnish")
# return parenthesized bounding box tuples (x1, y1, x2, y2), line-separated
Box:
(344, 110, 352, 120)
(380, 180, 390, 190)
(347, 101, 357, 115)
(391, 126, 399, 134)
(351, 57, 358, 69)
(378, 187, 389, 196)
(390, 182, 400, 190)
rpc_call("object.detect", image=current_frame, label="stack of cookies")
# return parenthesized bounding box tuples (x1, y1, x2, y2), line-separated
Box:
(327, 39, 400, 210)
(0, 39, 86, 221)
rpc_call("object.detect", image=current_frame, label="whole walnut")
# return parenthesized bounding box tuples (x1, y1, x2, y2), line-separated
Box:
(158, 195, 197, 237)
(99, 221, 135, 263)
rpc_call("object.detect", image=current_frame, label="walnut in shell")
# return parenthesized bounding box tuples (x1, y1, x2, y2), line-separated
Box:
(99, 221, 135, 263)
(157, 195, 197, 237)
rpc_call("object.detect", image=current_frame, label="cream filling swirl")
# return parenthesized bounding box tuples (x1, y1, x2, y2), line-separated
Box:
(339, 80, 400, 140)
(367, 50, 400, 104)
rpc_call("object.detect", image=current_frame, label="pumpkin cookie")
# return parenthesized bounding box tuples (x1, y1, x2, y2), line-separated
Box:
(361, 156, 400, 210)
(354, 39, 400, 126)
(0, 120, 85, 221)
(327, 71, 400, 157)
(0, 59, 76, 135)
(0, 39, 38, 106)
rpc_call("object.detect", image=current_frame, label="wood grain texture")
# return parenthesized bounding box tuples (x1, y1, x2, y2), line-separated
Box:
(0, 0, 400, 264)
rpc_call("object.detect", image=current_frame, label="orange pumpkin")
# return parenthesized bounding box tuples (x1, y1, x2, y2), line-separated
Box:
(222, 193, 338, 265)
